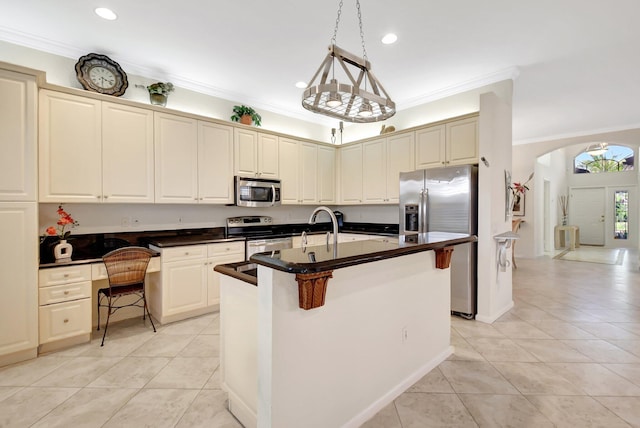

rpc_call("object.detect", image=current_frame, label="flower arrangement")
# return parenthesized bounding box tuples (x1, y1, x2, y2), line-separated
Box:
(44, 205, 79, 241)
(509, 172, 534, 213)
(146, 82, 174, 95)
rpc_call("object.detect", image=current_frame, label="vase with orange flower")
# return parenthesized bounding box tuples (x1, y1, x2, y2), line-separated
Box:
(43, 205, 79, 261)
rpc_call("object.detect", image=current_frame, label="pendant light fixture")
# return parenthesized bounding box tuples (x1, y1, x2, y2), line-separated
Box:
(302, 0, 396, 123)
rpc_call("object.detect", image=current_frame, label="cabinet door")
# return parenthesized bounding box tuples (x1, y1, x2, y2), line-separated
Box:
(0, 70, 36, 202)
(154, 113, 198, 203)
(39, 90, 102, 202)
(38, 299, 91, 344)
(102, 102, 154, 203)
(339, 144, 363, 204)
(362, 138, 387, 203)
(0, 203, 37, 356)
(198, 122, 234, 203)
(278, 138, 300, 204)
(234, 128, 258, 176)
(163, 259, 208, 316)
(300, 142, 318, 204)
(207, 253, 245, 307)
(447, 117, 478, 165)
(415, 125, 446, 169)
(317, 145, 336, 204)
(258, 133, 279, 178)
(386, 133, 415, 203)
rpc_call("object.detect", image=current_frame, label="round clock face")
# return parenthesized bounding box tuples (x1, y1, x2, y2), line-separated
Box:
(75, 53, 128, 96)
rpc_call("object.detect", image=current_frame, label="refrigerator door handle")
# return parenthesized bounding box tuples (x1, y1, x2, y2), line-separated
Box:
(420, 188, 428, 233)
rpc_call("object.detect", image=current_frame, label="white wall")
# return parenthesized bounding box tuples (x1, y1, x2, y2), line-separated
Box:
(0, 41, 331, 143)
(513, 130, 640, 257)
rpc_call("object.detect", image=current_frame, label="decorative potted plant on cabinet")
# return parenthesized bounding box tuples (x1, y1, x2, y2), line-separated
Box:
(42, 205, 79, 261)
(146, 82, 174, 107)
(231, 105, 262, 126)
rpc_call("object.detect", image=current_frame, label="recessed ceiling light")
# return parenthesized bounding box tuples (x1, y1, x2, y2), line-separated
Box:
(295, 81, 307, 89)
(381, 33, 398, 45)
(95, 7, 117, 20)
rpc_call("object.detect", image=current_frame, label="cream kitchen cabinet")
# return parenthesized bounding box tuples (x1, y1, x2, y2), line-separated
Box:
(198, 121, 234, 204)
(38, 264, 92, 353)
(317, 145, 336, 204)
(0, 203, 38, 365)
(279, 138, 318, 205)
(234, 129, 279, 179)
(0, 66, 39, 368)
(415, 116, 478, 169)
(148, 241, 244, 324)
(206, 242, 245, 307)
(0, 69, 37, 202)
(155, 113, 235, 204)
(339, 143, 363, 204)
(362, 132, 414, 204)
(154, 112, 199, 203)
(39, 90, 155, 203)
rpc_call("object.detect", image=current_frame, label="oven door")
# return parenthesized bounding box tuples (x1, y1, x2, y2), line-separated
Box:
(235, 177, 281, 207)
(246, 237, 293, 259)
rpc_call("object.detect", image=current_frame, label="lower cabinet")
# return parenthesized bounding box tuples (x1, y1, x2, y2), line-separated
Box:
(38, 264, 92, 353)
(148, 241, 244, 324)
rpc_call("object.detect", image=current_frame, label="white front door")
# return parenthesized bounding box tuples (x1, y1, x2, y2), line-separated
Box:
(571, 187, 605, 245)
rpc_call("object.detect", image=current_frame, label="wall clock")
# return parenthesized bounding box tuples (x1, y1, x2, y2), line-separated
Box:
(75, 53, 128, 96)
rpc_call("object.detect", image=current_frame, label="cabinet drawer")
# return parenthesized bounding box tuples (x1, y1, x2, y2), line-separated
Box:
(207, 241, 245, 257)
(39, 281, 92, 305)
(161, 245, 207, 263)
(39, 298, 91, 344)
(39, 265, 92, 287)
(91, 256, 161, 280)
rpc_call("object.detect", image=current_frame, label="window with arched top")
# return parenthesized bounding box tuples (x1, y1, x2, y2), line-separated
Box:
(574, 144, 634, 174)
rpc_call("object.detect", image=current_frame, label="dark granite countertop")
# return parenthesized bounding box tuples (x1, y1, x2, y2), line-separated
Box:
(250, 232, 476, 274)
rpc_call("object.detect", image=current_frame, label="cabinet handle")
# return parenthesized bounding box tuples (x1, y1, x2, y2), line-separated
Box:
(63, 274, 69, 278)
(64, 291, 69, 295)
(63, 319, 69, 323)
(185, 252, 190, 255)
(104, 195, 109, 199)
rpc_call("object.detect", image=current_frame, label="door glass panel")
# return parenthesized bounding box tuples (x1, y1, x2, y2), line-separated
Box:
(615, 190, 629, 240)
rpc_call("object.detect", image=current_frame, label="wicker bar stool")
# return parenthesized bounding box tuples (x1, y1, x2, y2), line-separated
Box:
(97, 246, 156, 346)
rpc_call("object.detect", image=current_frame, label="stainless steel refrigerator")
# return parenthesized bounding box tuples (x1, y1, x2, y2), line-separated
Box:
(399, 165, 478, 319)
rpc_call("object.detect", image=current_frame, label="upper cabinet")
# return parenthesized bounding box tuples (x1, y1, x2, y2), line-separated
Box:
(362, 133, 414, 204)
(233, 129, 278, 179)
(317, 145, 336, 204)
(155, 113, 234, 204)
(198, 122, 234, 204)
(0, 69, 37, 202)
(415, 117, 478, 169)
(39, 90, 154, 203)
(154, 112, 198, 203)
(339, 143, 363, 204)
(279, 138, 319, 205)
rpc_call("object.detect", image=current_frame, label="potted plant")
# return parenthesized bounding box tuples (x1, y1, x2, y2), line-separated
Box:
(231, 105, 262, 126)
(146, 82, 174, 107)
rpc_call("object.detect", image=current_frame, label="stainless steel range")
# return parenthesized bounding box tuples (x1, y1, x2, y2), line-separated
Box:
(226, 216, 293, 260)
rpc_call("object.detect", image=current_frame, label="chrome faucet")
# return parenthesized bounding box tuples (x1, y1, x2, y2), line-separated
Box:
(308, 206, 338, 258)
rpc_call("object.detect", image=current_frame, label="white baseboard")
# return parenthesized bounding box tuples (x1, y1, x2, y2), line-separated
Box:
(475, 300, 514, 324)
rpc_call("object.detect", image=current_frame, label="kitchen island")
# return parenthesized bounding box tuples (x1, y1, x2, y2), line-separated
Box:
(215, 231, 476, 428)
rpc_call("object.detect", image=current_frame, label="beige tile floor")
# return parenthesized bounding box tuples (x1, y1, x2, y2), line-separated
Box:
(1, 249, 639, 427)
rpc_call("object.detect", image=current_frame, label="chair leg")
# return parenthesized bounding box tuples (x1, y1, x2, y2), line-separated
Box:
(101, 296, 113, 346)
(143, 294, 156, 333)
(97, 294, 101, 331)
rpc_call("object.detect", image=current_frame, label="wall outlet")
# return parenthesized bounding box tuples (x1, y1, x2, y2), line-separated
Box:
(401, 326, 408, 343)
(121, 217, 131, 227)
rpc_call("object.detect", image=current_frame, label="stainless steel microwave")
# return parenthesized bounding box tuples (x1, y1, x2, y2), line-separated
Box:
(234, 176, 281, 207)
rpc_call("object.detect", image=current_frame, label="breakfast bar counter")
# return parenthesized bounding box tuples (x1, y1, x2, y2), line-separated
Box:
(215, 232, 475, 428)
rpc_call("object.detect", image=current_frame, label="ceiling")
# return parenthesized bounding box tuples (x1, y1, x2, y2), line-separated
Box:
(2, 0, 639, 144)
